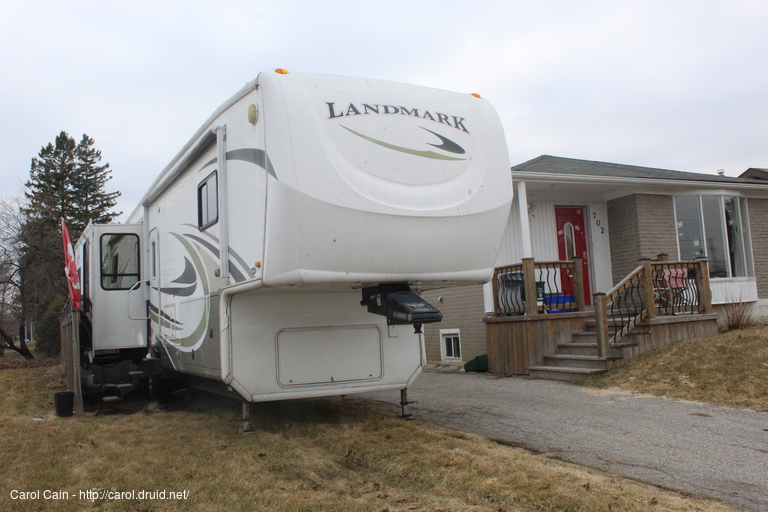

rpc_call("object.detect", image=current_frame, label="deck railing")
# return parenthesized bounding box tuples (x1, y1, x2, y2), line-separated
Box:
(492, 257, 585, 316)
(594, 257, 711, 357)
(491, 256, 712, 358)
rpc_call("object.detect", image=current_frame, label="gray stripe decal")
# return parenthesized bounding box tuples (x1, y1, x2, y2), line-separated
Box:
(203, 148, 276, 179)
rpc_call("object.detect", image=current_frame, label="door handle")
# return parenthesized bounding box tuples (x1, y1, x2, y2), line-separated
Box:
(127, 280, 150, 320)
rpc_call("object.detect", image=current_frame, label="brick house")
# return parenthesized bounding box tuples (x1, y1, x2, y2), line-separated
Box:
(423, 155, 768, 364)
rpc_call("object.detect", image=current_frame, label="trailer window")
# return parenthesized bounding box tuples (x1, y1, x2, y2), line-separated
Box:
(100, 234, 140, 290)
(198, 171, 218, 230)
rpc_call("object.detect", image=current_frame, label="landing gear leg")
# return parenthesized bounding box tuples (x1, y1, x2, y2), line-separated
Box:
(400, 389, 413, 418)
(240, 401, 254, 433)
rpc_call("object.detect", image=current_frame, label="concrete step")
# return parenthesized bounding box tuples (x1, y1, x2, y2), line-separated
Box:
(543, 354, 620, 370)
(528, 365, 606, 382)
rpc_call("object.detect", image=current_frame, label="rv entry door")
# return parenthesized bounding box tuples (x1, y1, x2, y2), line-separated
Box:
(91, 224, 148, 350)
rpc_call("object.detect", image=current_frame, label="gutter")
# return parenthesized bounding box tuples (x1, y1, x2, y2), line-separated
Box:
(512, 172, 768, 195)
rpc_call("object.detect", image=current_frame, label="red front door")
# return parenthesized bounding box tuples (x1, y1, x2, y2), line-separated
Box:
(555, 207, 592, 306)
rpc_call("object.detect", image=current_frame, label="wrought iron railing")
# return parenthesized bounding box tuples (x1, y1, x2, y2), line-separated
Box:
(594, 258, 711, 357)
(492, 256, 712, 358)
(650, 261, 701, 315)
(492, 257, 585, 316)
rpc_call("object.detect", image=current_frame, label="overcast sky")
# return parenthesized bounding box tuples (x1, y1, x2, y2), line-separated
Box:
(2, 1, 767, 219)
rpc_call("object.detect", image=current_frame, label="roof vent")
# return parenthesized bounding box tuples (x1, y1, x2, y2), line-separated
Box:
(717, 169, 725, 176)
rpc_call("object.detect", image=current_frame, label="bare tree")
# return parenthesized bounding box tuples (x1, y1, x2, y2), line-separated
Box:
(0, 196, 34, 359)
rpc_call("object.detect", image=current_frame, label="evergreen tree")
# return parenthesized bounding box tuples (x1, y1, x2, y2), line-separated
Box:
(23, 131, 76, 232)
(70, 134, 121, 234)
(23, 131, 121, 240)
(18, 131, 121, 334)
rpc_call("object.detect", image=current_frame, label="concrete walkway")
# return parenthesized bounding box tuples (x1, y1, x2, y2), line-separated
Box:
(357, 371, 768, 511)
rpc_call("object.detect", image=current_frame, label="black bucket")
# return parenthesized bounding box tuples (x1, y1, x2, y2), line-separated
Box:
(54, 391, 74, 417)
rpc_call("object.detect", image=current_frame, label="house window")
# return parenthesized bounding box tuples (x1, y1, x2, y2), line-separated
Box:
(440, 329, 462, 360)
(100, 234, 140, 290)
(673, 196, 750, 278)
(198, 171, 218, 229)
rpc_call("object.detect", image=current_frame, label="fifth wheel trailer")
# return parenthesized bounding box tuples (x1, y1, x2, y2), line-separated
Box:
(71, 69, 513, 414)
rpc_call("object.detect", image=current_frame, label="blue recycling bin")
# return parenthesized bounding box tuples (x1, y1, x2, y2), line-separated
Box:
(544, 294, 575, 313)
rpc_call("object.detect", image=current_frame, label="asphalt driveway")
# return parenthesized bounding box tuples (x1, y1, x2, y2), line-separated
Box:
(356, 370, 768, 512)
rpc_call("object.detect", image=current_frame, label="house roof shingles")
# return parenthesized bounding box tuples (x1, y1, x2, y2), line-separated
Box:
(512, 155, 756, 185)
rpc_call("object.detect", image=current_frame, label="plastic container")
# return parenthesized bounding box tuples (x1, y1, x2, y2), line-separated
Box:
(463, 354, 489, 373)
(544, 294, 575, 313)
(54, 391, 74, 417)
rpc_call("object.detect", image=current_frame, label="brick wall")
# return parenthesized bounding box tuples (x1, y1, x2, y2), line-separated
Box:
(635, 194, 678, 261)
(747, 198, 768, 298)
(607, 195, 641, 283)
(607, 194, 677, 285)
(421, 285, 487, 362)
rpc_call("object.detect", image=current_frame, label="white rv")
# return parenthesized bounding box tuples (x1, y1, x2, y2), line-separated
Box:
(73, 70, 512, 416)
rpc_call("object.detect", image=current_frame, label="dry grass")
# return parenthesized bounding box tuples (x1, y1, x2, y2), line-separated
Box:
(0, 364, 745, 512)
(584, 326, 768, 411)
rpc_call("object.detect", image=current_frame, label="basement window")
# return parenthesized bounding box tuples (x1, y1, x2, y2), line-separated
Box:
(440, 329, 462, 361)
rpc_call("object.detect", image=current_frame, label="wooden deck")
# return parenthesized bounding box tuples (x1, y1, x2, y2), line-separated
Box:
(486, 257, 718, 381)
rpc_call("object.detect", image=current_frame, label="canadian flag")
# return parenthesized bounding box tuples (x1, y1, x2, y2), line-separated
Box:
(61, 219, 81, 311)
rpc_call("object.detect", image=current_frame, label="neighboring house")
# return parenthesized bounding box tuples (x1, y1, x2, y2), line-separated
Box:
(424, 155, 768, 364)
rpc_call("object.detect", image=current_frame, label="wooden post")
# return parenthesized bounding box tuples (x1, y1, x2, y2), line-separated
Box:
(522, 257, 537, 316)
(593, 293, 609, 358)
(695, 258, 713, 314)
(639, 258, 656, 320)
(571, 257, 585, 311)
(70, 310, 83, 413)
(656, 253, 669, 262)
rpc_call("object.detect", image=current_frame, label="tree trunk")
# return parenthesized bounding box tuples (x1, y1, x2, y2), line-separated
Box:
(0, 324, 34, 359)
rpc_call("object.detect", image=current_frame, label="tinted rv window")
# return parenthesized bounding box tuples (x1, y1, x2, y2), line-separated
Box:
(198, 171, 218, 229)
(100, 234, 140, 290)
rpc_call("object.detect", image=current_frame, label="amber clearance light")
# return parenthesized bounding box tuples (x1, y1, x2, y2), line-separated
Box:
(275, 68, 288, 74)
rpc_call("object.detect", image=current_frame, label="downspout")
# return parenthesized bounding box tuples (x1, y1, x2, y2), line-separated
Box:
(516, 180, 533, 258)
(214, 125, 230, 280)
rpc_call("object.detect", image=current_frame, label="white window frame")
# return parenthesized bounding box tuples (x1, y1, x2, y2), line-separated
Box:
(439, 328, 462, 362)
(673, 195, 752, 279)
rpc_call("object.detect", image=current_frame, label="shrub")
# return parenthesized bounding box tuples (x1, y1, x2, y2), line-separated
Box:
(35, 297, 66, 357)
(721, 298, 753, 331)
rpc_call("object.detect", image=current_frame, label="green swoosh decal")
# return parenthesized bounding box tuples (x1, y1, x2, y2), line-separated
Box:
(170, 233, 210, 348)
(341, 126, 466, 161)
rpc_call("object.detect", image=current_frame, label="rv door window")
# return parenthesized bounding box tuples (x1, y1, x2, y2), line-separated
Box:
(100, 234, 140, 290)
(198, 170, 218, 229)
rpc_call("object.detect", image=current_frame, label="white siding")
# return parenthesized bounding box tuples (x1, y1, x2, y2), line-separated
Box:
(530, 201, 558, 261)
(586, 201, 613, 293)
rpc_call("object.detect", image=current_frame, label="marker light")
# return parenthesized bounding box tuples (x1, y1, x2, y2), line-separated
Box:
(247, 104, 259, 125)
(471, 93, 482, 99)
(275, 68, 288, 74)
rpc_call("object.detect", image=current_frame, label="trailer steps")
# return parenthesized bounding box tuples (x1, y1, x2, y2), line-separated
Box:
(100, 382, 136, 403)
